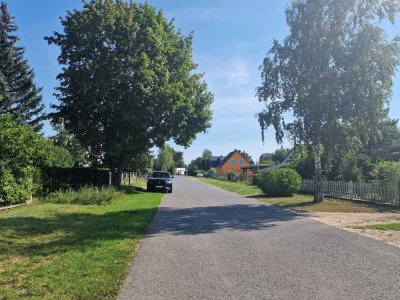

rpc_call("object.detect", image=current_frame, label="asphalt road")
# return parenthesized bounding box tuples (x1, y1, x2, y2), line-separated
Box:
(118, 176, 400, 300)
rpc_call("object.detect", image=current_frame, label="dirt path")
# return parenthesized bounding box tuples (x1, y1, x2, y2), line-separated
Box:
(310, 212, 400, 247)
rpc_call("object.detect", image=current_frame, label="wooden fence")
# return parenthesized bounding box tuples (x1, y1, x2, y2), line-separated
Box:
(301, 179, 400, 205)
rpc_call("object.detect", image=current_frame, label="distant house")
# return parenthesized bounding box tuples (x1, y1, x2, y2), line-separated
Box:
(176, 168, 186, 175)
(212, 150, 253, 175)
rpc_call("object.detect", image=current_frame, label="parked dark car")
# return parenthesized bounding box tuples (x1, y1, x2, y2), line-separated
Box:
(147, 171, 173, 193)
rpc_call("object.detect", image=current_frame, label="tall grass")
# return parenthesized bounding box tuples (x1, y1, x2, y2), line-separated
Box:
(44, 186, 119, 205)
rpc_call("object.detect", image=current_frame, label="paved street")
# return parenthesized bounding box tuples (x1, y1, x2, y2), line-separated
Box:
(119, 177, 400, 300)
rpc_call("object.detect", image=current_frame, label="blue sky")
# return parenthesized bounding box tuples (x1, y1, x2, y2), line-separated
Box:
(8, 0, 400, 164)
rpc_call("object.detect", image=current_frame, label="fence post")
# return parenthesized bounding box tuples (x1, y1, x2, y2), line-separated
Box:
(109, 172, 112, 186)
(349, 181, 354, 200)
(398, 181, 400, 207)
(129, 172, 131, 186)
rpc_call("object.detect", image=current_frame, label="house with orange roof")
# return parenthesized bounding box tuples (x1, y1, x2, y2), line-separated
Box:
(210, 150, 253, 175)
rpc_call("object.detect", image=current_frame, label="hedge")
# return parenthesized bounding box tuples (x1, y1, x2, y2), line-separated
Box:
(42, 168, 111, 193)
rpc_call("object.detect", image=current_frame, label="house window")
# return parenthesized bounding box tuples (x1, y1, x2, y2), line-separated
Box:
(239, 160, 244, 165)
(230, 159, 235, 165)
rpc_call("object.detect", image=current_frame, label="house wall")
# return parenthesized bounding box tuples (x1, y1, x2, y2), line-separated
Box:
(216, 151, 252, 174)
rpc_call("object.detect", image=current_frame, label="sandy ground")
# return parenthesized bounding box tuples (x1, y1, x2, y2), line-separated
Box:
(310, 212, 400, 248)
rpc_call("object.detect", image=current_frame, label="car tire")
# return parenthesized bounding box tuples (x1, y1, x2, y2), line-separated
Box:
(147, 186, 152, 192)
(168, 188, 173, 193)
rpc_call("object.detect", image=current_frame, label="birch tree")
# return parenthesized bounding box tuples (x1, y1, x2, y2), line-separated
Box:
(257, 0, 400, 202)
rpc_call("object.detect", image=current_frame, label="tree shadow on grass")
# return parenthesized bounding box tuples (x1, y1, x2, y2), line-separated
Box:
(0, 207, 158, 259)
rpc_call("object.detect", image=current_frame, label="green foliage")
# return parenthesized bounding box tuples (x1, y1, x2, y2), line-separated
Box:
(42, 168, 111, 193)
(287, 147, 314, 179)
(0, 114, 74, 205)
(49, 122, 91, 167)
(0, 2, 44, 131)
(364, 119, 400, 162)
(172, 150, 186, 168)
(257, 0, 400, 201)
(188, 156, 204, 175)
(241, 150, 255, 165)
(209, 168, 217, 175)
(202, 148, 212, 160)
(271, 148, 291, 164)
(257, 168, 301, 197)
(0, 115, 44, 205)
(259, 153, 273, 165)
(44, 142, 76, 168)
(257, 0, 400, 147)
(156, 145, 175, 172)
(46, 0, 213, 185)
(44, 186, 118, 205)
(372, 161, 400, 184)
(0, 169, 32, 205)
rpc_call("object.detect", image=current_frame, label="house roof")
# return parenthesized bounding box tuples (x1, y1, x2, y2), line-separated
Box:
(217, 149, 251, 167)
(210, 155, 225, 168)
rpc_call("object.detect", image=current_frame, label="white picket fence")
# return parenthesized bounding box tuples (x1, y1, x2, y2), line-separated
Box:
(301, 179, 400, 205)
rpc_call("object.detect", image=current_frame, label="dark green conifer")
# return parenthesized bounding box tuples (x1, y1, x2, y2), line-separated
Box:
(0, 2, 44, 131)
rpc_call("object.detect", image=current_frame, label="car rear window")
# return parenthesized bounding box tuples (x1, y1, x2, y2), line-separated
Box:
(152, 172, 171, 178)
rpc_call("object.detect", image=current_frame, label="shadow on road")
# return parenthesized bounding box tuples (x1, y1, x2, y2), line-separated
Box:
(149, 203, 303, 236)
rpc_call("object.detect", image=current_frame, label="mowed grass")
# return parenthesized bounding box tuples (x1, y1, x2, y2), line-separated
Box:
(0, 190, 162, 299)
(257, 194, 398, 213)
(355, 223, 400, 231)
(198, 177, 398, 213)
(196, 177, 262, 196)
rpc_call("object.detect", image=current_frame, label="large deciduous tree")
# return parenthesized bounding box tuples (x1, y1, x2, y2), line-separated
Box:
(0, 2, 44, 131)
(257, 0, 400, 202)
(46, 0, 213, 186)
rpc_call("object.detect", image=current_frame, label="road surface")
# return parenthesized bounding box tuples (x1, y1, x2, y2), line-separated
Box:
(119, 176, 400, 300)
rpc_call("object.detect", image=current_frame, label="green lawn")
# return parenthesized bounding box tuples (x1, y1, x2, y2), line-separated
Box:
(198, 177, 398, 213)
(355, 223, 400, 231)
(196, 177, 262, 196)
(0, 190, 162, 299)
(257, 194, 398, 213)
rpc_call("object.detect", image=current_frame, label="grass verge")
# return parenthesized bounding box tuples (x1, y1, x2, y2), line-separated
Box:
(196, 177, 261, 196)
(255, 194, 398, 213)
(0, 189, 162, 299)
(354, 223, 400, 231)
(198, 177, 398, 213)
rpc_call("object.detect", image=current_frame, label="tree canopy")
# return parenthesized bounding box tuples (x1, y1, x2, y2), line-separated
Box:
(257, 0, 400, 201)
(46, 0, 213, 185)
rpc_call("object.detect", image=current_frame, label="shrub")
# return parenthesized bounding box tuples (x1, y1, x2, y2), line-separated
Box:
(252, 173, 260, 186)
(0, 168, 32, 205)
(372, 161, 400, 184)
(44, 186, 118, 205)
(257, 168, 301, 197)
(209, 168, 217, 175)
(228, 171, 237, 181)
(0, 114, 75, 205)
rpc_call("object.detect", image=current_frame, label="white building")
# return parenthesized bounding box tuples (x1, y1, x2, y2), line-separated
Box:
(176, 168, 186, 175)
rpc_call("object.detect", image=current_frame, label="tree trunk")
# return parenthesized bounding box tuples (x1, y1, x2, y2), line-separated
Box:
(313, 143, 324, 203)
(115, 167, 123, 188)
